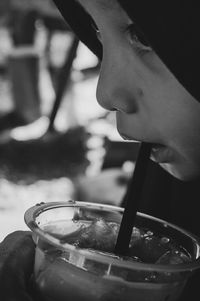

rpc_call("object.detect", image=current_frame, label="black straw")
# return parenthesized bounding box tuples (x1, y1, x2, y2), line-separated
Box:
(114, 142, 152, 255)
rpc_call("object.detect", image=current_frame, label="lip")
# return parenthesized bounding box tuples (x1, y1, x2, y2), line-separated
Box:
(118, 128, 173, 163)
(119, 133, 135, 141)
(151, 144, 173, 163)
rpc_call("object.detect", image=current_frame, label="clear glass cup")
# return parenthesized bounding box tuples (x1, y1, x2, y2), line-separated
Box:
(24, 201, 200, 301)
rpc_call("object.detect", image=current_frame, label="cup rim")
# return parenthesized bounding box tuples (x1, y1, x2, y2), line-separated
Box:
(24, 201, 200, 273)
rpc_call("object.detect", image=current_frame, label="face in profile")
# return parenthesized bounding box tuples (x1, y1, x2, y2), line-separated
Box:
(77, 0, 200, 181)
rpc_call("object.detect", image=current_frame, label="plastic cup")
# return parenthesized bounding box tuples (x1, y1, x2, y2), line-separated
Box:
(24, 201, 200, 301)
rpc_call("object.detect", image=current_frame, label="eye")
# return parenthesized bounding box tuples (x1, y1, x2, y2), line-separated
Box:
(127, 23, 152, 52)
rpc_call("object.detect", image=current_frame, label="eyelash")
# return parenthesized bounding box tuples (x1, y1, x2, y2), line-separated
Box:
(91, 21, 102, 41)
(126, 24, 152, 53)
(95, 29, 102, 42)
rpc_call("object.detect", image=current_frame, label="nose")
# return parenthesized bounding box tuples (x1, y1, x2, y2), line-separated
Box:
(96, 58, 116, 111)
(96, 68, 116, 111)
(96, 53, 139, 113)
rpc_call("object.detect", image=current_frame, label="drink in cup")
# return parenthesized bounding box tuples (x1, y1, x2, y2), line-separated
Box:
(24, 201, 200, 301)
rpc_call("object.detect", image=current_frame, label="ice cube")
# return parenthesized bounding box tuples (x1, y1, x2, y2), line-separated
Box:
(156, 249, 191, 264)
(129, 234, 170, 263)
(71, 219, 118, 252)
(131, 227, 145, 244)
(108, 222, 120, 234)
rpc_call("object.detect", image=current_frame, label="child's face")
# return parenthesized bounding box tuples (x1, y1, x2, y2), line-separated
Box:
(77, 0, 200, 181)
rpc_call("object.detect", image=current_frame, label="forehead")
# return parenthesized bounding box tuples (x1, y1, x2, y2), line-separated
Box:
(76, 0, 119, 11)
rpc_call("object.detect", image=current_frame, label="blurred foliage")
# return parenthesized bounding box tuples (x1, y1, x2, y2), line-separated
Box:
(0, 126, 90, 183)
(1, 0, 58, 16)
(0, 0, 61, 27)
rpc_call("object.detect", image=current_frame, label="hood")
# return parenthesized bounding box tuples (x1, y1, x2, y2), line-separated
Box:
(53, 0, 200, 102)
(52, 0, 102, 59)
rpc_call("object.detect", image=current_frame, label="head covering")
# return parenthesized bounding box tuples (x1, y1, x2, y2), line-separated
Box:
(52, 0, 102, 58)
(53, 0, 200, 102)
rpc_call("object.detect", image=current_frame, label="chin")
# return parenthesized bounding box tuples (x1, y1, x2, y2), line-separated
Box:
(159, 162, 200, 182)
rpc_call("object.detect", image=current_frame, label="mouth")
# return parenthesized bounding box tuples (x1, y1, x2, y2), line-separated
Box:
(119, 129, 174, 163)
(120, 133, 134, 141)
(150, 143, 174, 163)
(119, 132, 140, 142)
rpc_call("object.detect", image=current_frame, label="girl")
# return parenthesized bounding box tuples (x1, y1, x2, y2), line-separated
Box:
(52, 0, 200, 235)
(1, 1, 200, 300)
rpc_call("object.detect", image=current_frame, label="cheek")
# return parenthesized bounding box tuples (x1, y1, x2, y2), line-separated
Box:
(169, 96, 200, 150)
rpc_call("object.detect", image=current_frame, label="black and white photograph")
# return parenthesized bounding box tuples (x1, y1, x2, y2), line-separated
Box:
(0, 1, 200, 300)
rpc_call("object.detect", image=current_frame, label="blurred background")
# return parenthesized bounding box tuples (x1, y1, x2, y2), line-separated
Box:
(0, 0, 139, 241)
